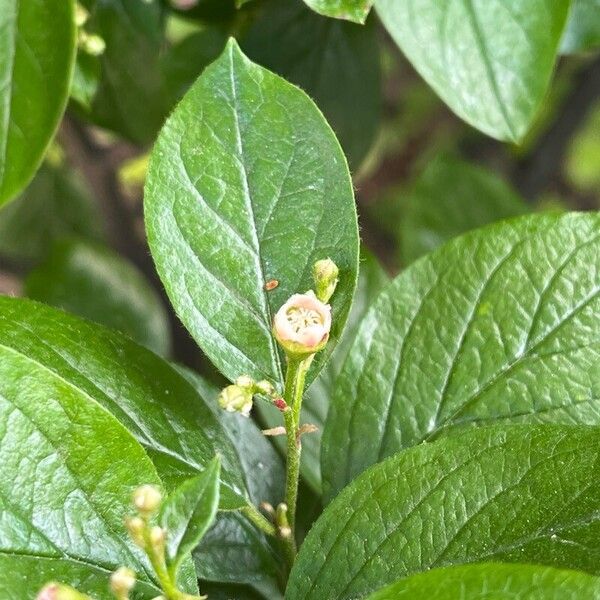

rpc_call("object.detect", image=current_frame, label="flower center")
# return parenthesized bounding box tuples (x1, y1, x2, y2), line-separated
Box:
(286, 306, 322, 333)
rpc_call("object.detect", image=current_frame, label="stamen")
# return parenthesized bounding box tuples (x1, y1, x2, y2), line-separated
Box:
(286, 307, 322, 333)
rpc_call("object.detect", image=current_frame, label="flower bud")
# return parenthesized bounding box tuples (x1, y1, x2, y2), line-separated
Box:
(36, 583, 88, 600)
(110, 567, 136, 597)
(273, 291, 331, 357)
(78, 31, 106, 56)
(75, 4, 89, 27)
(255, 380, 275, 396)
(150, 526, 166, 549)
(133, 485, 162, 515)
(125, 516, 146, 548)
(235, 375, 254, 389)
(218, 384, 253, 417)
(313, 258, 339, 303)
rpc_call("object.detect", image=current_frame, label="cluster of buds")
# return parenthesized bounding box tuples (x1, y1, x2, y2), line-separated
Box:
(75, 2, 106, 56)
(126, 484, 165, 553)
(36, 568, 136, 600)
(218, 376, 277, 417)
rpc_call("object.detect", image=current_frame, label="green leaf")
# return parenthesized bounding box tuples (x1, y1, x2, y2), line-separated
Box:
(257, 250, 389, 493)
(561, 0, 600, 54)
(24, 239, 171, 356)
(301, 0, 373, 24)
(366, 563, 600, 600)
(161, 457, 220, 575)
(178, 368, 286, 593)
(85, 0, 167, 144)
(288, 425, 600, 600)
(242, 0, 381, 170)
(0, 0, 76, 205)
(199, 581, 269, 600)
(322, 212, 600, 500)
(0, 162, 104, 264)
(375, 0, 570, 142)
(399, 154, 528, 264)
(70, 52, 101, 110)
(145, 39, 359, 388)
(0, 296, 249, 509)
(0, 344, 164, 598)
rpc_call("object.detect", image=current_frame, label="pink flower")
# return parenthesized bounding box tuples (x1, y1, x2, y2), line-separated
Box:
(273, 291, 331, 357)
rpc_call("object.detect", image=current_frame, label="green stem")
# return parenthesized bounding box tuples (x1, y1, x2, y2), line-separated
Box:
(281, 356, 310, 561)
(144, 530, 182, 600)
(242, 504, 277, 537)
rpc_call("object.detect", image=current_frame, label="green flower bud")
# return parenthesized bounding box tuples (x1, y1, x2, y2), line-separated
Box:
(313, 258, 339, 303)
(255, 380, 275, 396)
(133, 485, 162, 515)
(218, 384, 253, 417)
(125, 516, 146, 548)
(110, 567, 136, 597)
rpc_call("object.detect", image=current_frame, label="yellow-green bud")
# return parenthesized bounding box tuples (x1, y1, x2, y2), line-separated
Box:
(110, 567, 136, 597)
(218, 384, 253, 417)
(255, 380, 275, 396)
(74, 4, 89, 27)
(79, 31, 106, 56)
(150, 526, 166, 549)
(125, 516, 146, 548)
(133, 485, 162, 515)
(313, 258, 339, 303)
(235, 375, 254, 389)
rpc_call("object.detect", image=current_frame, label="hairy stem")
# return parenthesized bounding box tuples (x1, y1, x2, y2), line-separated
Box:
(242, 504, 277, 537)
(282, 356, 310, 561)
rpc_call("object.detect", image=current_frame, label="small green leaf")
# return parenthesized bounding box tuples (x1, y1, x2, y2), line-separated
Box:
(242, 0, 381, 170)
(561, 0, 600, 54)
(0, 0, 77, 205)
(24, 239, 171, 356)
(302, 0, 373, 24)
(376, 0, 570, 142)
(145, 39, 359, 388)
(161, 457, 220, 575)
(0, 163, 103, 263)
(0, 296, 248, 509)
(399, 154, 529, 264)
(322, 212, 600, 500)
(70, 52, 101, 110)
(288, 425, 600, 600)
(366, 563, 600, 600)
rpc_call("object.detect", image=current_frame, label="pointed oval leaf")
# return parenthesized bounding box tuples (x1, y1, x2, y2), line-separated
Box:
(301, 0, 373, 23)
(24, 239, 171, 356)
(375, 0, 570, 142)
(0, 0, 77, 205)
(366, 563, 600, 600)
(560, 0, 600, 54)
(0, 346, 163, 598)
(0, 296, 248, 509)
(323, 212, 600, 500)
(145, 39, 359, 388)
(288, 425, 600, 600)
(161, 457, 220, 574)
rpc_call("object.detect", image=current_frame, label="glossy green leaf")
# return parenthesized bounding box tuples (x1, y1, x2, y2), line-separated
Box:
(161, 457, 220, 574)
(302, 0, 373, 24)
(288, 425, 600, 600)
(0, 296, 249, 509)
(376, 0, 570, 142)
(242, 0, 381, 170)
(561, 0, 600, 54)
(0, 162, 103, 263)
(85, 0, 167, 144)
(0, 346, 164, 598)
(322, 212, 600, 500)
(0, 0, 76, 205)
(179, 368, 285, 593)
(24, 239, 171, 356)
(399, 154, 528, 264)
(70, 52, 100, 110)
(199, 581, 268, 600)
(257, 250, 389, 493)
(366, 563, 600, 600)
(145, 39, 359, 388)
